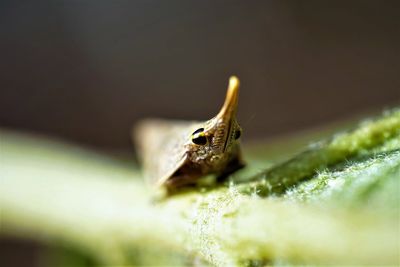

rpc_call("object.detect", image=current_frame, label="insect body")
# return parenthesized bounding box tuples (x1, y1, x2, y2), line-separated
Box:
(134, 76, 245, 191)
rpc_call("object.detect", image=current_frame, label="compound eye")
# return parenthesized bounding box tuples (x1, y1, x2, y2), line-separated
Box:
(191, 128, 207, 145)
(234, 129, 242, 140)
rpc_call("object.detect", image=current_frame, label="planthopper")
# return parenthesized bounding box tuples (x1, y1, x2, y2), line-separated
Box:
(134, 76, 245, 193)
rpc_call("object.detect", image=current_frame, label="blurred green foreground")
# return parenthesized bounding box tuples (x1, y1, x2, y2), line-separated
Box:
(1, 109, 399, 266)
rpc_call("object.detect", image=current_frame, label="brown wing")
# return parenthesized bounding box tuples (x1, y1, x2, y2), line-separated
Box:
(133, 119, 200, 187)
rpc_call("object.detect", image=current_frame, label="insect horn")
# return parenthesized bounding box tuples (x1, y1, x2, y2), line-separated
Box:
(217, 75, 240, 121)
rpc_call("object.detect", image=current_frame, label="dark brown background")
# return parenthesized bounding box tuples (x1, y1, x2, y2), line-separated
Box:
(1, 0, 399, 151)
(0, 1, 399, 266)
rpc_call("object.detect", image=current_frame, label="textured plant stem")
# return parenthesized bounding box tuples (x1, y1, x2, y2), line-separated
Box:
(238, 109, 400, 196)
(1, 109, 399, 266)
(1, 154, 398, 266)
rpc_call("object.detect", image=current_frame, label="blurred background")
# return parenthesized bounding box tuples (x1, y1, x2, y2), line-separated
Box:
(0, 1, 399, 266)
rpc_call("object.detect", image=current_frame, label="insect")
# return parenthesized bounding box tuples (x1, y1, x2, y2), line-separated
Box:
(134, 76, 245, 192)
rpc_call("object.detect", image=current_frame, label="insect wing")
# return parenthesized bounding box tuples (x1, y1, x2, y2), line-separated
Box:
(134, 119, 198, 187)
